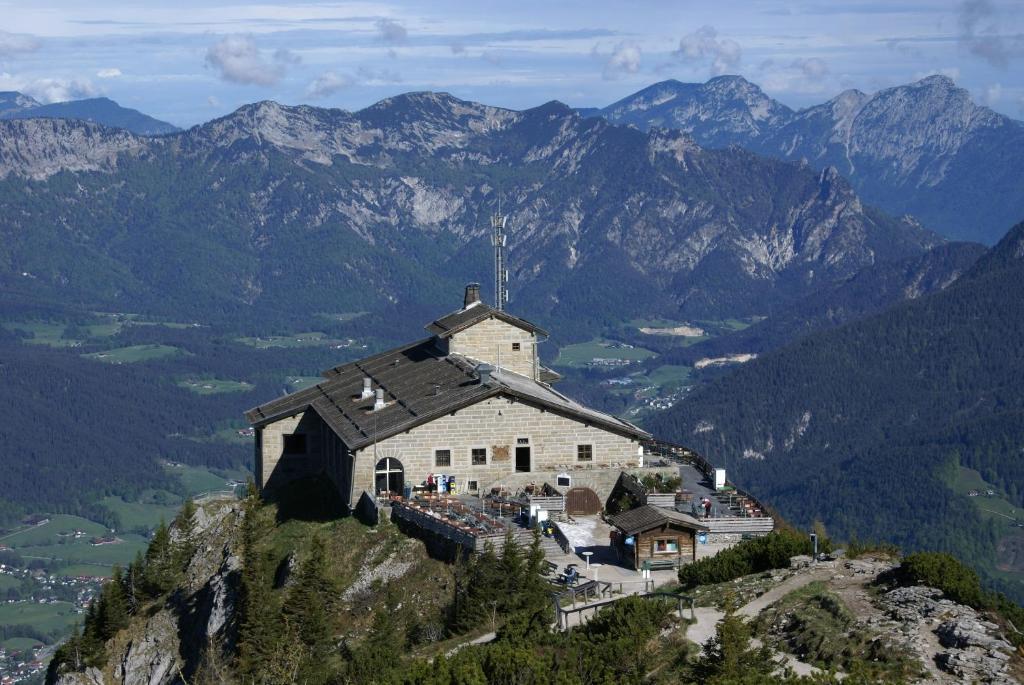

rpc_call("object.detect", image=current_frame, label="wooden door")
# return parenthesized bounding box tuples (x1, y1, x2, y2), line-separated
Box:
(566, 487, 602, 515)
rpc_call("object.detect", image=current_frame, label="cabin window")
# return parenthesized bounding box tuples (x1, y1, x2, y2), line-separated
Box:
(471, 448, 487, 466)
(283, 433, 307, 455)
(653, 538, 679, 554)
(577, 444, 593, 462)
(512, 342, 521, 351)
(434, 449, 451, 467)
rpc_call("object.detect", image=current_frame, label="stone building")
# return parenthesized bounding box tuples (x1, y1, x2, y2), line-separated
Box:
(245, 284, 651, 509)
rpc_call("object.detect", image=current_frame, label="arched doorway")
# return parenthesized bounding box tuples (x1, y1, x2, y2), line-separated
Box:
(566, 487, 602, 515)
(375, 456, 404, 495)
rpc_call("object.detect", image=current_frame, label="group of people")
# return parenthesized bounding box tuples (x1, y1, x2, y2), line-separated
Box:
(425, 473, 457, 495)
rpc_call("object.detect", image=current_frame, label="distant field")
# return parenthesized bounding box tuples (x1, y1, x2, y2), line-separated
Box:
(165, 463, 250, 497)
(0, 601, 79, 634)
(100, 496, 180, 531)
(316, 312, 367, 323)
(0, 321, 80, 347)
(82, 344, 184, 364)
(0, 515, 108, 547)
(642, 364, 693, 387)
(177, 378, 254, 395)
(0, 575, 20, 590)
(284, 375, 323, 392)
(555, 339, 657, 368)
(236, 331, 352, 349)
(17, 534, 149, 568)
(2, 636, 45, 652)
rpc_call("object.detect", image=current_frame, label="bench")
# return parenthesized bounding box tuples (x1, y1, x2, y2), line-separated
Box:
(641, 559, 678, 571)
(543, 560, 559, 575)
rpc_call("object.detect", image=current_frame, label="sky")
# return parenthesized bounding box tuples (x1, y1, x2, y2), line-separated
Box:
(1, 0, 1023, 127)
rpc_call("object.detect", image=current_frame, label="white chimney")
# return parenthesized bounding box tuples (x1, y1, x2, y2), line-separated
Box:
(360, 377, 373, 399)
(373, 387, 386, 411)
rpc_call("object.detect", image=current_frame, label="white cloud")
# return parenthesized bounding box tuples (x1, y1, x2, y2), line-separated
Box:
(205, 35, 292, 86)
(791, 57, 828, 82)
(97, 68, 122, 79)
(675, 26, 741, 76)
(957, 0, 1024, 68)
(376, 18, 407, 45)
(356, 66, 402, 84)
(26, 78, 98, 103)
(0, 31, 39, 57)
(983, 82, 1002, 104)
(306, 71, 353, 99)
(602, 41, 641, 80)
(913, 67, 961, 82)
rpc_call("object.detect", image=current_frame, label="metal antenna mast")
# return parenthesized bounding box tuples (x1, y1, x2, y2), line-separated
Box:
(491, 199, 509, 311)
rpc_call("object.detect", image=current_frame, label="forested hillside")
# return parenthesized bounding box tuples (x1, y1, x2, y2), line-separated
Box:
(649, 222, 1024, 601)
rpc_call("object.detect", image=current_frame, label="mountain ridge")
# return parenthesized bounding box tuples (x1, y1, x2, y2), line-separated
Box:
(0, 93, 939, 334)
(586, 75, 1024, 244)
(0, 92, 180, 135)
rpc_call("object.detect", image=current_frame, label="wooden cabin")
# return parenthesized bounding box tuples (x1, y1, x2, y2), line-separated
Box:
(610, 505, 707, 570)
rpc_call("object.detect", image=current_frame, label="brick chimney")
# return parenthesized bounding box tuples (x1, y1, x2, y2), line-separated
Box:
(464, 282, 481, 308)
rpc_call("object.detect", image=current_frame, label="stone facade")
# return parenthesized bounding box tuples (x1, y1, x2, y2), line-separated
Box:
(350, 395, 639, 503)
(447, 317, 538, 380)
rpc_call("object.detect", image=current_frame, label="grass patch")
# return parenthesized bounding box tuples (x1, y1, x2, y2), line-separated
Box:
(2, 636, 45, 652)
(165, 463, 249, 496)
(0, 515, 108, 547)
(16, 535, 149, 567)
(554, 338, 657, 368)
(82, 344, 185, 364)
(284, 375, 323, 392)
(316, 312, 367, 323)
(948, 466, 1020, 524)
(0, 575, 21, 590)
(100, 497, 181, 532)
(0, 602, 79, 634)
(177, 378, 254, 395)
(1, 320, 80, 347)
(236, 331, 351, 349)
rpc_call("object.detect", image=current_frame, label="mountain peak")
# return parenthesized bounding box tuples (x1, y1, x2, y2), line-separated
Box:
(913, 74, 957, 89)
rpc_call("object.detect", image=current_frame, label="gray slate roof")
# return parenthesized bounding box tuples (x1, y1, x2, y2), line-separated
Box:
(610, 505, 708, 536)
(425, 301, 549, 338)
(245, 337, 647, 451)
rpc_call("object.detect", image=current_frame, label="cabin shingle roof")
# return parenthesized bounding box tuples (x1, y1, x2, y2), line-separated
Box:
(425, 302, 549, 338)
(245, 337, 647, 451)
(610, 505, 708, 536)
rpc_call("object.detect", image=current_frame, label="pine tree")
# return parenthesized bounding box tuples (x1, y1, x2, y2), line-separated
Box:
(691, 598, 775, 684)
(143, 520, 175, 596)
(281, 535, 338, 681)
(236, 495, 281, 682)
(98, 566, 130, 640)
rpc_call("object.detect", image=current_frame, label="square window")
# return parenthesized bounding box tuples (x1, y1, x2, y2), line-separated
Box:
(512, 342, 521, 351)
(435, 449, 451, 467)
(654, 538, 679, 554)
(467, 480, 479, 492)
(577, 444, 593, 462)
(471, 448, 487, 465)
(283, 433, 307, 455)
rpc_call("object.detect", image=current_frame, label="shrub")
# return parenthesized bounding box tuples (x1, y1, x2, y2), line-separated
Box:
(678, 530, 812, 589)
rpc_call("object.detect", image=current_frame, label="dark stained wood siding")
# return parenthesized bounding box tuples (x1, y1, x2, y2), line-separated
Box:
(629, 522, 697, 569)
